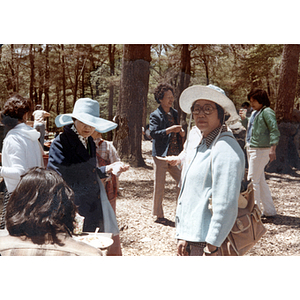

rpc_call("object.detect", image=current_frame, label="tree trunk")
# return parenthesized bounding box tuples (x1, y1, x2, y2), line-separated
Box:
(9, 44, 17, 92)
(73, 45, 80, 105)
(81, 54, 85, 98)
(37, 45, 44, 104)
(114, 44, 151, 167)
(177, 44, 191, 139)
(29, 45, 35, 104)
(275, 44, 300, 123)
(61, 44, 67, 114)
(266, 44, 300, 174)
(44, 45, 50, 110)
(107, 44, 115, 141)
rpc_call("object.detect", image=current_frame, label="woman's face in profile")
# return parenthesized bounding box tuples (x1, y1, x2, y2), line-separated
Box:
(160, 90, 174, 112)
(74, 120, 95, 138)
(249, 97, 263, 111)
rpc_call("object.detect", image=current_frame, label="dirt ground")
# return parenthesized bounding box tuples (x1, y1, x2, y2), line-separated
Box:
(116, 141, 300, 256)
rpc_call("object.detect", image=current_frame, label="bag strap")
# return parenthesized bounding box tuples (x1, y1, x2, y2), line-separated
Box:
(209, 130, 244, 212)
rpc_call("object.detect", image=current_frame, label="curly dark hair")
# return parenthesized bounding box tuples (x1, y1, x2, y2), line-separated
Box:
(247, 89, 270, 107)
(154, 83, 174, 104)
(1, 93, 31, 124)
(6, 167, 77, 243)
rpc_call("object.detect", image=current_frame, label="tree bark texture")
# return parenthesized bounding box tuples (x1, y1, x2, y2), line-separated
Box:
(61, 44, 67, 114)
(267, 44, 300, 173)
(276, 44, 300, 123)
(29, 45, 35, 104)
(107, 44, 115, 141)
(114, 44, 151, 167)
(177, 44, 191, 138)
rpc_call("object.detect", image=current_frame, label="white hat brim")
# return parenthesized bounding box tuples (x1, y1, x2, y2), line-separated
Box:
(55, 112, 117, 133)
(179, 85, 239, 124)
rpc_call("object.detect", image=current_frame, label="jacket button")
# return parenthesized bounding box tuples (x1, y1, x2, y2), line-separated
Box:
(94, 181, 97, 184)
(93, 168, 96, 172)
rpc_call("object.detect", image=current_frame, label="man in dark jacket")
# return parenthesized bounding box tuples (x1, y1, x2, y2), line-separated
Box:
(149, 83, 185, 222)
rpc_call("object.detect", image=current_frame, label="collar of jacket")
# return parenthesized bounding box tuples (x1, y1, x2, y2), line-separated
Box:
(158, 106, 178, 125)
(158, 105, 176, 117)
(63, 125, 96, 162)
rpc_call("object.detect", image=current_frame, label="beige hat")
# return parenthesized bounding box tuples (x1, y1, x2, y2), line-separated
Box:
(179, 84, 239, 125)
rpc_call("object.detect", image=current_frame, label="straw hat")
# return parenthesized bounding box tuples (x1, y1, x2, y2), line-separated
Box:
(55, 98, 117, 133)
(179, 85, 239, 125)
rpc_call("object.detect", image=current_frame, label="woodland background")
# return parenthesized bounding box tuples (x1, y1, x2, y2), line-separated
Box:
(1, 2, 299, 297)
(0, 44, 300, 173)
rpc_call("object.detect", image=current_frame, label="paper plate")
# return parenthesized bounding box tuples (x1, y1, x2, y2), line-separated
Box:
(74, 234, 114, 249)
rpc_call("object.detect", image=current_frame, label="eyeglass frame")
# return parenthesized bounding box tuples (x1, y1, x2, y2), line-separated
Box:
(191, 103, 217, 115)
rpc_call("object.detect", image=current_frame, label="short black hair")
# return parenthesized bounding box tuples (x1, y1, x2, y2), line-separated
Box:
(154, 83, 174, 104)
(247, 89, 270, 107)
(241, 101, 250, 108)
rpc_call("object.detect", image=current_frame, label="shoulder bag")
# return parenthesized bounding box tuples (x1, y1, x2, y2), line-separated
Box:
(208, 135, 267, 256)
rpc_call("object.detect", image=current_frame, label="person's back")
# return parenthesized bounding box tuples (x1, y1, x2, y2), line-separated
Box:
(32, 104, 50, 148)
(33, 109, 47, 124)
(0, 233, 102, 256)
(1, 167, 103, 256)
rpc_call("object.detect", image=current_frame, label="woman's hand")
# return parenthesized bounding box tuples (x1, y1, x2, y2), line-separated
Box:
(166, 125, 182, 134)
(269, 145, 277, 162)
(179, 128, 185, 138)
(239, 109, 246, 120)
(106, 162, 130, 175)
(164, 155, 181, 166)
(177, 240, 189, 256)
(203, 243, 219, 256)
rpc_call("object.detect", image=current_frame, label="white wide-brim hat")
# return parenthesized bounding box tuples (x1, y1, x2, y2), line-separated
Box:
(55, 98, 118, 133)
(179, 85, 239, 125)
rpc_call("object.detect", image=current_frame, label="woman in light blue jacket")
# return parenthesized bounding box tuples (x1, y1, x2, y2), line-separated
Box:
(175, 85, 245, 256)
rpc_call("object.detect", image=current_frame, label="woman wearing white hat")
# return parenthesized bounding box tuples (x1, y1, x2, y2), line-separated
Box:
(47, 98, 129, 236)
(175, 85, 245, 256)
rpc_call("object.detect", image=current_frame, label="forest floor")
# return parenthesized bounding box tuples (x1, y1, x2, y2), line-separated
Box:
(116, 141, 300, 256)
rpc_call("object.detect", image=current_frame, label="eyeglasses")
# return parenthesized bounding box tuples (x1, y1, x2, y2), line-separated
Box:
(192, 104, 216, 115)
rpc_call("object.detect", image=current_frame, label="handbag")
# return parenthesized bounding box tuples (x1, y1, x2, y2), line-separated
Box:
(208, 133, 267, 256)
(209, 182, 267, 256)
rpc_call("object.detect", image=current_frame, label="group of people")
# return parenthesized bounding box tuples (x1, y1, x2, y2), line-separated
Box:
(0, 82, 280, 256)
(149, 83, 280, 256)
(0, 95, 129, 256)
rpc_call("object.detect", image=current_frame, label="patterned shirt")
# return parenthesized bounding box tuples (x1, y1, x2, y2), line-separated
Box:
(203, 125, 228, 148)
(71, 125, 88, 148)
(94, 138, 120, 166)
(166, 112, 181, 156)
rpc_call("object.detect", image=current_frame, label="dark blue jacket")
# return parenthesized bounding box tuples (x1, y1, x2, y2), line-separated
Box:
(149, 106, 183, 157)
(47, 125, 107, 232)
